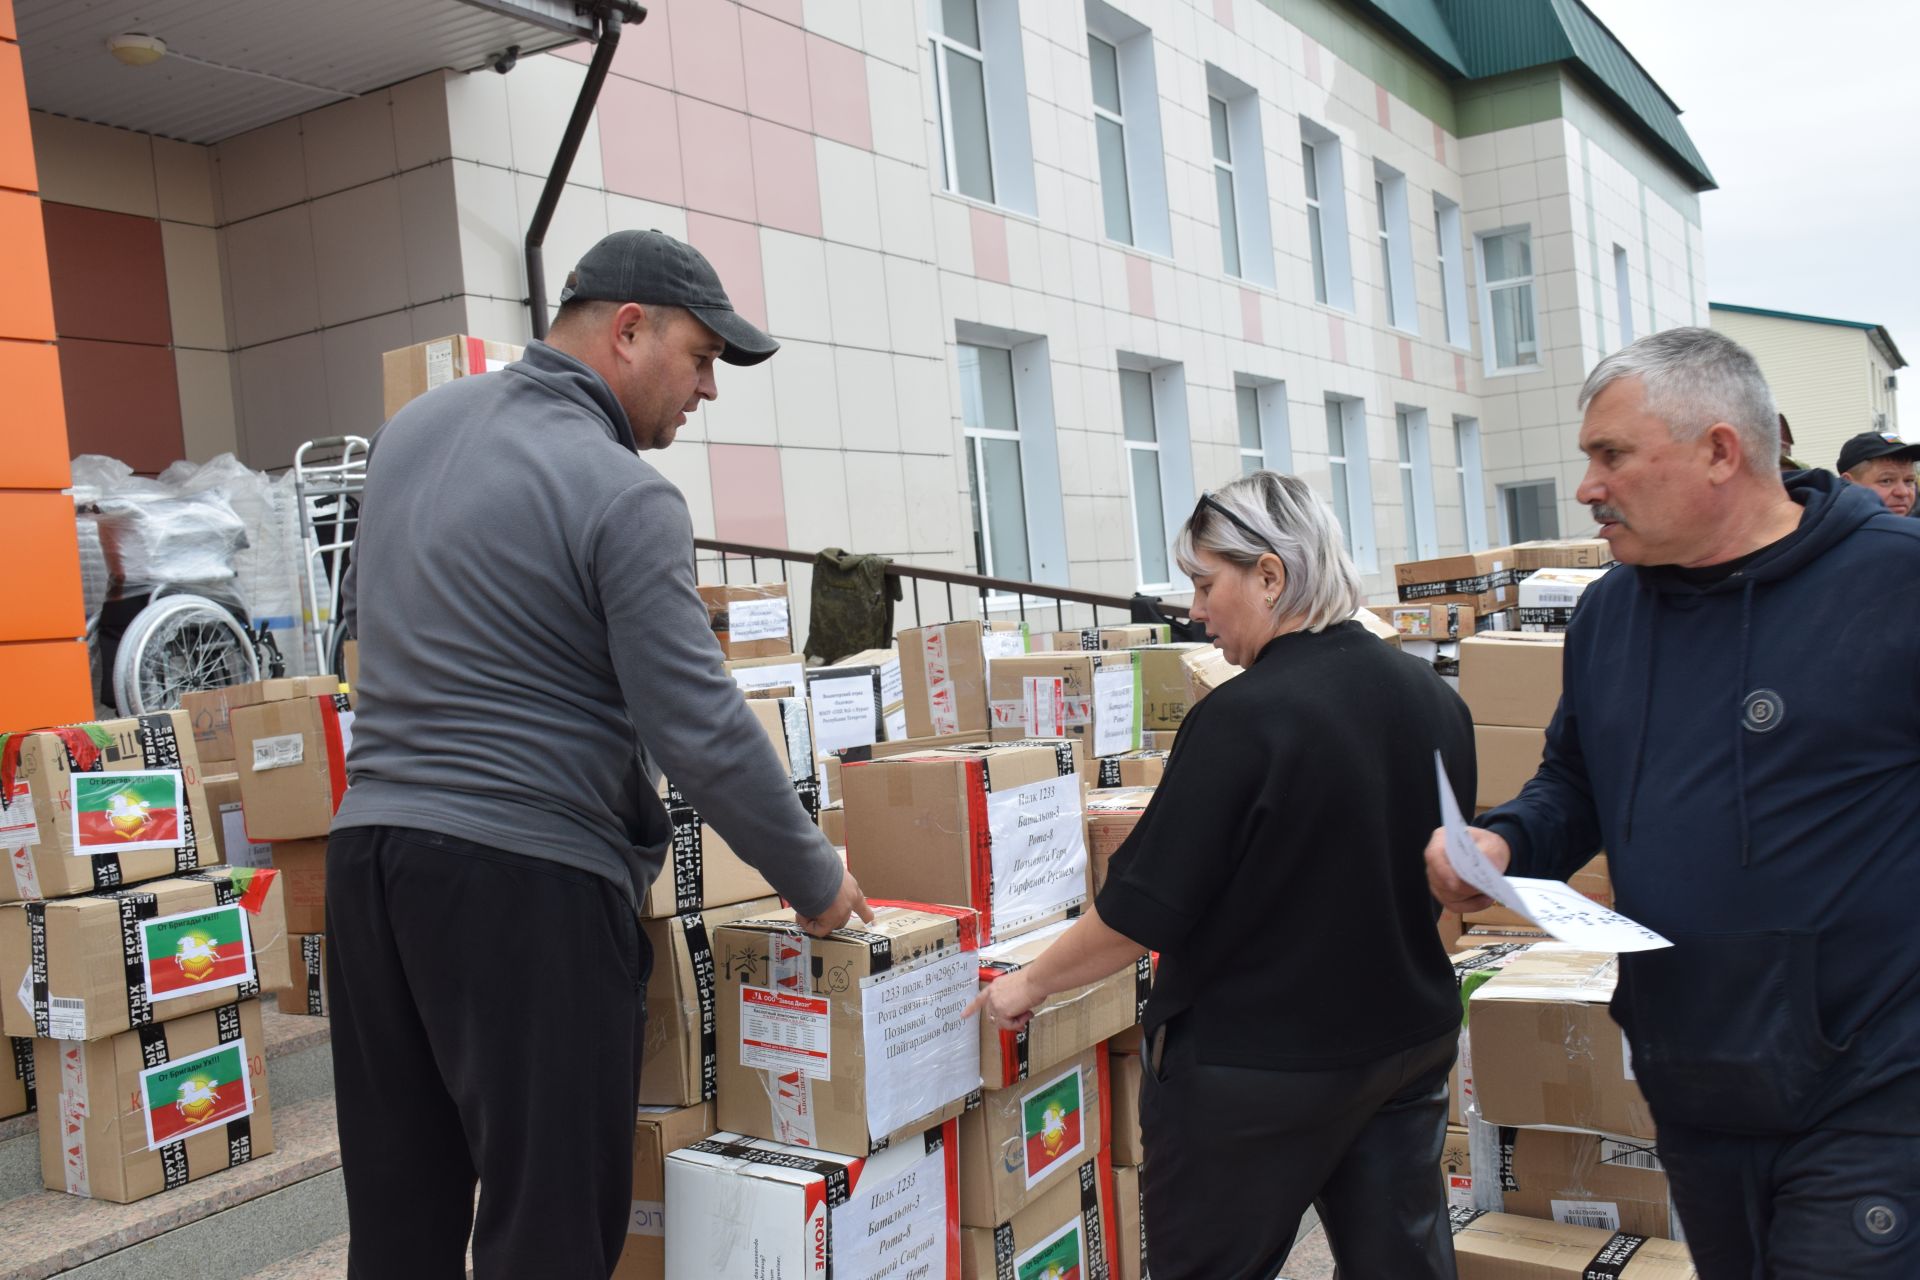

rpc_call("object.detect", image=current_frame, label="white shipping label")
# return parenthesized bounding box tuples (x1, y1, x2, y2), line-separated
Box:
(629, 1199, 665, 1238)
(739, 985, 832, 1081)
(860, 949, 980, 1141)
(1091, 667, 1137, 757)
(985, 774, 1088, 938)
(219, 804, 273, 869)
(1022, 677, 1064, 738)
(9, 845, 42, 901)
(423, 339, 454, 389)
(47, 998, 85, 1041)
(982, 629, 1027, 658)
(1447, 1174, 1475, 1211)
(1552, 1199, 1622, 1233)
(1599, 1136, 1663, 1172)
(0, 781, 38, 848)
(1621, 1030, 1635, 1081)
(252, 734, 305, 771)
(727, 597, 791, 644)
(879, 658, 903, 708)
(810, 676, 881, 755)
(883, 706, 908, 742)
(334, 708, 356, 761)
(733, 661, 806, 695)
(921, 631, 960, 737)
(830, 1134, 951, 1280)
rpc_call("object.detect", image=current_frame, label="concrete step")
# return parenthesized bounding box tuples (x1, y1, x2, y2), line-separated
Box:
(248, 1231, 348, 1280)
(0, 996, 331, 1206)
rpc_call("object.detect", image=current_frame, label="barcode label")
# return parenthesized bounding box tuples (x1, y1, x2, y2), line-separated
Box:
(1600, 1138, 1664, 1172)
(48, 997, 85, 1041)
(1552, 1200, 1621, 1233)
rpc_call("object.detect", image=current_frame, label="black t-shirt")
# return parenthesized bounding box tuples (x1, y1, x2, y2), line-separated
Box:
(1095, 621, 1473, 1070)
(1663, 503, 1810, 587)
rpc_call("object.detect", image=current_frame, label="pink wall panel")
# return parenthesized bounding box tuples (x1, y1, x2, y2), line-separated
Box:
(708, 442, 788, 548)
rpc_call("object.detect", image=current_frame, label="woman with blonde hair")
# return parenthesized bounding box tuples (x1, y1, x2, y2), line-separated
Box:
(967, 471, 1475, 1279)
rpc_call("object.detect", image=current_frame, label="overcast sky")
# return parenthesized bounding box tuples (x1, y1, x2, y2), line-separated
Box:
(1586, 0, 1920, 362)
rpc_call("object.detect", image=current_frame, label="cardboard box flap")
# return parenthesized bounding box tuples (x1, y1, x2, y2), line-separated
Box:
(1472, 944, 1617, 1005)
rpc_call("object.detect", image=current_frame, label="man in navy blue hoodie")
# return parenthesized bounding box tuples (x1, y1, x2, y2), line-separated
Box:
(1428, 327, 1920, 1278)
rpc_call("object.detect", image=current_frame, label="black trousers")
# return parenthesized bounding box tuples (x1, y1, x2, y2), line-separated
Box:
(325, 826, 651, 1280)
(1138, 1021, 1458, 1280)
(1658, 1118, 1920, 1279)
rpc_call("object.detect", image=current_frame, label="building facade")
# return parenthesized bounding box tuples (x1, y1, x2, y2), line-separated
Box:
(18, 0, 1714, 622)
(1709, 303, 1906, 473)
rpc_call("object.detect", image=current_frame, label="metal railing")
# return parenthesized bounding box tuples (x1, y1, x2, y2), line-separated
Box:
(692, 538, 1190, 635)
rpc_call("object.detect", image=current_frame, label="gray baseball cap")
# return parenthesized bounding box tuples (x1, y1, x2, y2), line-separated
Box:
(558, 229, 779, 366)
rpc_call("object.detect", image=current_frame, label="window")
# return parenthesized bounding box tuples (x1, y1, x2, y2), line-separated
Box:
(1434, 195, 1469, 347)
(1478, 228, 1539, 371)
(1120, 369, 1170, 587)
(1233, 379, 1291, 477)
(1614, 245, 1634, 347)
(1089, 35, 1132, 243)
(1324, 396, 1376, 570)
(1500, 480, 1560, 543)
(1453, 416, 1487, 550)
(1236, 386, 1262, 475)
(958, 343, 1031, 581)
(929, 0, 1036, 214)
(1395, 409, 1437, 558)
(1375, 180, 1393, 322)
(1210, 97, 1239, 278)
(1373, 165, 1414, 331)
(1300, 122, 1353, 310)
(1203, 67, 1274, 287)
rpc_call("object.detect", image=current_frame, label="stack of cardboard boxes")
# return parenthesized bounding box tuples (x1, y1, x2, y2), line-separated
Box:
(0, 711, 291, 1201)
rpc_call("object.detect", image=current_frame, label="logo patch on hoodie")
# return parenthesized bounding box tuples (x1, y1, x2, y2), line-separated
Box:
(1742, 689, 1785, 733)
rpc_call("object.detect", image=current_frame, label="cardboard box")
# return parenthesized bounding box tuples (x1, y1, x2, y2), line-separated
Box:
(231, 694, 355, 841)
(3, 1036, 34, 1122)
(177, 676, 341, 770)
(1395, 549, 1519, 613)
(1451, 1212, 1694, 1279)
(1449, 941, 1536, 1126)
(612, 1103, 716, 1280)
(1140, 730, 1178, 751)
(1443, 1124, 1474, 1210)
(1475, 725, 1545, 810)
(843, 743, 1085, 946)
(713, 905, 980, 1156)
(978, 920, 1147, 1088)
(807, 656, 893, 757)
(1094, 625, 1172, 649)
(959, 1045, 1106, 1228)
(1093, 750, 1165, 790)
(1086, 789, 1153, 895)
(1511, 539, 1614, 572)
(1114, 1162, 1146, 1280)
(1470, 945, 1654, 1140)
(725, 651, 807, 696)
(648, 697, 817, 918)
(0, 868, 291, 1041)
(1132, 644, 1238, 731)
(1460, 634, 1565, 730)
(272, 933, 328, 1017)
(382, 333, 522, 419)
(988, 651, 1141, 761)
(1352, 607, 1404, 648)
(696, 583, 792, 660)
(817, 804, 845, 848)
(0, 712, 217, 903)
(639, 898, 781, 1108)
(1369, 602, 1477, 640)
(268, 839, 327, 934)
(1109, 1049, 1142, 1167)
(1466, 855, 1611, 930)
(1498, 1127, 1675, 1240)
(899, 622, 1008, 739)
(341, 639, 359, 706)
(822, 730, 996, 810)
(667, 1120, 960, 1279)
(35, 998, 274, 1202)
(202, 774, 271, 871)
(960, 1154, 1114, 1280)
(834, 648, 906, 741)
(1518, 567, 1612, 633)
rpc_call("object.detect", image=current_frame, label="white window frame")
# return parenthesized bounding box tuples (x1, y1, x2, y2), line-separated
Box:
(927, 0, 1036, 215)
(1210, 95, 1240, 279)
(1614, 244, 1635, 347)
(1373, 163, 1415, 332)
(1396, 407, 1438, 558)
(930, 2, 994, 204)
(955, 326, 1071, 608)
(1498, 479, 1561, 544)
(1234, 379, 1292, 476)
(1324, 395, 1376, 571)
(1434, 194, 1470, 348)
(1236, 384, 1262, 475)
(1120, 367, 1172, 592)
(1084, 1, 1172, 258)
(1475, 225, 1541, 374)
(1204, 67, 1274, 289)
(1088, 33, 1132, 244)
(1301, 121, 1354, 311)
(958, 342, 1029, 590)
(1453, 416, 1488, 551)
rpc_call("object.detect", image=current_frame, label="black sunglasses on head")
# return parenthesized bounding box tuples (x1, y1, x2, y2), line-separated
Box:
(1191, 491, 1278, 554)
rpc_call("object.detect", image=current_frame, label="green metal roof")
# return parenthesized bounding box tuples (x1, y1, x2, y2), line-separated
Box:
(1711, 304, 1908, 369)
(1345, 0, 1715, 191)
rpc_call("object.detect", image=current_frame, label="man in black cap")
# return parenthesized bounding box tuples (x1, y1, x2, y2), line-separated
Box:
(329, 230, 871, 1277)
(1837, 431, 1920, 517)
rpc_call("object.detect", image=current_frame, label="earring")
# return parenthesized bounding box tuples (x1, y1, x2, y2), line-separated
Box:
(1263, 595, 1275, 607)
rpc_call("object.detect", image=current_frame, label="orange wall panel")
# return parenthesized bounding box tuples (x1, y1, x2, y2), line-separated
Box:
(0, 338, 68, 488)
(0, 42, 31, 194)
(0, 641, 94, 731)
(0, 492, 86, 642)
(0, 0, 15, 44)
(0, 189, 54, 340)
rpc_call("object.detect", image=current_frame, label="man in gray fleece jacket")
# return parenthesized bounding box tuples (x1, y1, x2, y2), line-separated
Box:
(327, 230, 868, 1278)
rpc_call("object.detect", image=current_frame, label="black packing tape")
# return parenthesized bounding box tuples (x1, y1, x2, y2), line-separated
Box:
(227, 1115, 253, 1169)
(842, 928, 892, 975)
(90, 853, 124, 889)
(137, 1024, 170, 1069)
(118, 893, 159, 1028)
(12, 1037, 34, 1111)
(924, 1126, 944, 1156)
(303, 935, 325, 1015)
(1098, 759, 1120, 789)
(669, 801, 704, 915)
(1012, 1026, 1029, 1081)
(994, 1223, 1016, 1280)
(1498, 1127, 1518, 1192)
(1448, 1206, 1488, 1235)
(215, 1002, 242, 1044)
(1134, 954, 1152, 1023)
(681, 914, 718, 1101)
(1584, 1232, 1650, 1280)
(1053, 743, 1075, 778)
(685, 1139, 854, 1206)
(1079, 1160, 1111, 1280)
(160, 1140, 190, 1190)
(26, 903, 49, 1037)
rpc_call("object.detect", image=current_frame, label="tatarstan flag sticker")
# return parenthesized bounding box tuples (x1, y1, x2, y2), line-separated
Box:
(139, 1040, 253, 1150)
(1021, 1064, 1086, 1188)
(140, 905, 254, 1002)
(70, 771, 184, 854)
(1016, 1218, 1084, 1280)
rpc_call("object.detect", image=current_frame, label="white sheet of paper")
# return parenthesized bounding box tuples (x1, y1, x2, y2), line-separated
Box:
(1435, 753, 1670, 952)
